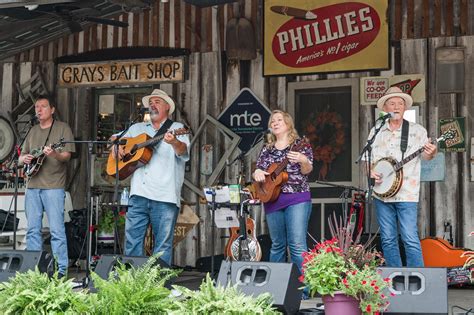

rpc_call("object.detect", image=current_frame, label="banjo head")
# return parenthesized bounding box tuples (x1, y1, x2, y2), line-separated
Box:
(372, 157, 403, 198)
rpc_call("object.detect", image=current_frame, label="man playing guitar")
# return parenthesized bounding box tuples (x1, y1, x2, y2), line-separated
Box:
(111, 89, 189, 266)
(19, 95, 75, 278)
(365, 87, 437, 268)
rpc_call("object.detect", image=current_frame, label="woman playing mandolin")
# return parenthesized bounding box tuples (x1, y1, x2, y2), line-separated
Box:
(252, 110, 313, 294)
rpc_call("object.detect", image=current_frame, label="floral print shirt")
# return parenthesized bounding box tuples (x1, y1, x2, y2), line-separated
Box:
(256, 138, 314, 193)
(366, 121, 428, 202)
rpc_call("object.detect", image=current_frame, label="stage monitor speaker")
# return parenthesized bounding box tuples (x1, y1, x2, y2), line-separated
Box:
(0, 250, 53, 283)
(195, 254, 225, 273)
(217, 261, 302, 314)
(91, 254, 172, 292)
(93, 254, 170, 279)
(378, 267, 448, 314)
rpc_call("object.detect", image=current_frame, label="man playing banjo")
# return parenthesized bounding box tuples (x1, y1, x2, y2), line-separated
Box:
(367, 86, 437, 267)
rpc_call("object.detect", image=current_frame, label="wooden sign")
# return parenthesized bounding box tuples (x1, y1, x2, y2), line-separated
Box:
(58, 57, 185, 87)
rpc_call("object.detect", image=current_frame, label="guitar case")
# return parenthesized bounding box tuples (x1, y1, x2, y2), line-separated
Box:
(421, 237, 469, 267)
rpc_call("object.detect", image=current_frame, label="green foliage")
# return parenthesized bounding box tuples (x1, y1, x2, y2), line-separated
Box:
(173, 274, 279, 315)
(301, 241, 348, 296)
(90, 255, 181, 314)
(0, 269, 91, 315)
(0, 255, 284, 315)
(99, 210, 125, 234)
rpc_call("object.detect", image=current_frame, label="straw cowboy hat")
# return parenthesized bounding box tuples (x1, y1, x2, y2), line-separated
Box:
(142, 89, 175, 115)
(376, 86, 413, 110)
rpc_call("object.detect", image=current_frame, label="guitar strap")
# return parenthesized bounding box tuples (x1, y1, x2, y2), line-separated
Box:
(153, 118, 174, 139)
(42, 119, 55, 148)
(400, 119, 409, 160)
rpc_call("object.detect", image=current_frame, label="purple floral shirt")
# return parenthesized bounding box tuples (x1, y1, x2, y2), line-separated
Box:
(256, 138, 314, 193)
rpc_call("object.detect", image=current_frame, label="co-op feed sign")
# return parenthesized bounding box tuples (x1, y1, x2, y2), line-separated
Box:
(58, 57, 185, 87)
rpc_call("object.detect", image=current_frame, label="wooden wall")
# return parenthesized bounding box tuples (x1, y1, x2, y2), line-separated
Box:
(1, 1, 473, 267)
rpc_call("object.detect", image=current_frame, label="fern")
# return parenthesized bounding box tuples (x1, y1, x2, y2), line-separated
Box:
(173, 273, 280, 314)
(0, 268, 91, 314)
(90, 255, 181, 314)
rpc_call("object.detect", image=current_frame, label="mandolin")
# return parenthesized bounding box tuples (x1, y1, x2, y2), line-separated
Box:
(24, 139, 65, 178)
(106, 128, 190, 180)
(225, 216, 262, 261)
(252, 138, 309, 203)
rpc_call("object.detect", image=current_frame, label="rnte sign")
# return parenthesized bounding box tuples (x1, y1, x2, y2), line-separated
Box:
(58, 57, 185, 87)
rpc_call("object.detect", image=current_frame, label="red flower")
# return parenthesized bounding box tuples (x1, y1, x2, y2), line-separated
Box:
(366, 304, 372, 312)
(298, 275, 305, 283)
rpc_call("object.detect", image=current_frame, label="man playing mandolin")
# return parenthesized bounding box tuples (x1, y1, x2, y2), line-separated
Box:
(111, 89, 189, 266)
(367, 87, 437, 268)
(19, 95, 75, 278)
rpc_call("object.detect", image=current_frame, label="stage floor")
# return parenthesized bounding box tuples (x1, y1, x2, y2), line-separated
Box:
(67, 267, 473, 314)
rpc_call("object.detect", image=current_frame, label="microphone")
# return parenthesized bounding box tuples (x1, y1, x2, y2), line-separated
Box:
(29, 114, 38, 125)
(260, 128, 272, 135)
(138, 107, 149, 114)
(376, 111, 394, 121)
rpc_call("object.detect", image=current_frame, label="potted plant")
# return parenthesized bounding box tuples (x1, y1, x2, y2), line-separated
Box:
(98, 209, 125, 244)
(300, 214, 392, 315)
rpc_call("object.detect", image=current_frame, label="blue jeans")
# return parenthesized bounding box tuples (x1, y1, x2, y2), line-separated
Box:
(265, 201, 312, 274)
(125, 195, 179, 265)
(374, 199, 424, 267)
(25, 188, 68, 274)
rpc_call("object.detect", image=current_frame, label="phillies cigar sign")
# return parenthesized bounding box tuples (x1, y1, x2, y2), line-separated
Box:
(264, 1, 388, 76)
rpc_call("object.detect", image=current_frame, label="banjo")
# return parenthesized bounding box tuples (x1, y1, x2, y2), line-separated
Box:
(372, 130, 455, 198)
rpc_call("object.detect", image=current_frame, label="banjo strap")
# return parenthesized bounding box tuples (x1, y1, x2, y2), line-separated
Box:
(400, 119, 409, 160)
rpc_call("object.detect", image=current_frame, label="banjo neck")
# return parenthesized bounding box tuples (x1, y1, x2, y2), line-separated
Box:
(394, 137, 441, 171)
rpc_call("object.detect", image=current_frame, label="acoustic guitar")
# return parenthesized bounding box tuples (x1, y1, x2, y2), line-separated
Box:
(252, 138, 309, 203)
(372, 130, 455, 198)
(225, 216, 262, 261)
(106, 128, 190, 180)
(24, 139, 65, 178)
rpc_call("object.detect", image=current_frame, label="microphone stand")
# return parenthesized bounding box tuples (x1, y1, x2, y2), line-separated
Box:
(60, 138, 115, 286)
(355, 117, 389, 238)
(4, 119, 36, 250)
(110, 112, 144, 254)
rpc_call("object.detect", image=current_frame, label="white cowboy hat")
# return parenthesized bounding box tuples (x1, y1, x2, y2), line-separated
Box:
(142, 89, 175, 115)
(376, 86, 413, 110)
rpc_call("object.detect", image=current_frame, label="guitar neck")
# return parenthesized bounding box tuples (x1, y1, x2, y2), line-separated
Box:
(136, 134, 165, 150)
(273, 159, 290, 176)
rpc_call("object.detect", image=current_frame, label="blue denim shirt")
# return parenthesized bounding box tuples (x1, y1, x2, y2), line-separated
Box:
(120, 121, 190, 207)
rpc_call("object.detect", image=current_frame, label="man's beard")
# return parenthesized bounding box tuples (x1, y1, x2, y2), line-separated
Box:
(149, 109, 159, 120)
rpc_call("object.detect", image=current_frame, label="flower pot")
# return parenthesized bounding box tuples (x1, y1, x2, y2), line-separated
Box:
(322, 292, 361, 315)
(98, 231, 114, 244)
